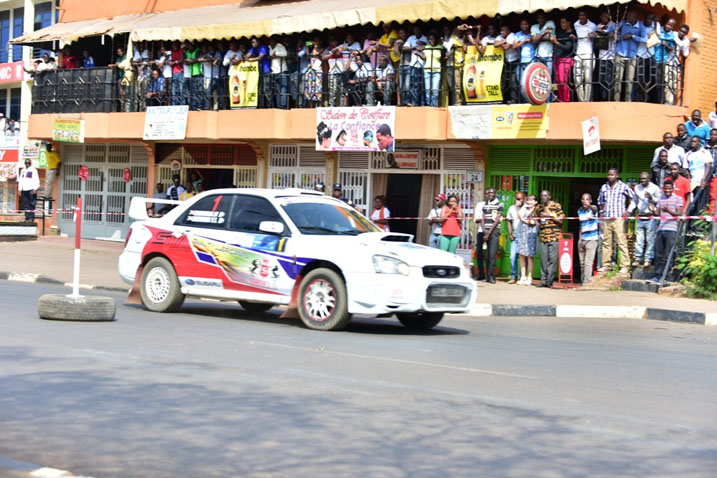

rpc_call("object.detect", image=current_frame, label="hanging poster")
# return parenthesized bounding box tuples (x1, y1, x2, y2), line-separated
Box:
(316, 106, 396, 152)
(143, 105, 189, 140)
(52, 119, 85, 143)
(462, 45, 504, 103)
(229, 61, 259, 109)
(582, 116, 601, 155)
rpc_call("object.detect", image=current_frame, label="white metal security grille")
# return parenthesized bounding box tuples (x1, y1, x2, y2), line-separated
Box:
(268, 144, 324, 190)
(338, 171, 370, 211)
(235, 167, 257, 188)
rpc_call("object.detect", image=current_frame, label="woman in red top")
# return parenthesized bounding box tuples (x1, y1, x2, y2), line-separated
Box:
(439, 194, 463, 253)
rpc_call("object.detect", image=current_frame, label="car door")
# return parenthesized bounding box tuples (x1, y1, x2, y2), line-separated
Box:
(224, 194, 296, 298)
(171, 192, 237, 291)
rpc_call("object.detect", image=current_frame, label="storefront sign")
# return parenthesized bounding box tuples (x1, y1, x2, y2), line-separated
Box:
(52, 119, 85, 143)
(0, 61, 24, 84)
(229, 62, 259, 109)
(491, 105, 549, 139)
(316, 106, 396, 152)
(520, 62, 551, 105)
(462, 46, 503, 103)
(143, 105, 189, 140)
(582, 116, 601, 155)
(0, 148, 18, 163)
(381, 151, 420, 169)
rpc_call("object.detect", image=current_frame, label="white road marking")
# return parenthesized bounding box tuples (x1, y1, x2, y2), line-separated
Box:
(247, 340, 540, 379)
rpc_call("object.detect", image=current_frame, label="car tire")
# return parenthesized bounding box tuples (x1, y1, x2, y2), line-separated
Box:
(140, 257, 185, 313)
(239, 301, 274, 314)
(38, 294, 116, 322)
(396, 312, 444, 330)
(297, 268, 351, 331)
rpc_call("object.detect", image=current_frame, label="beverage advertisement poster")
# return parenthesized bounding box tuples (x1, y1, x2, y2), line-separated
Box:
(462, 45, 504, 103)
(229, 62, 259, 109)
(491, 105, 548, 139)
(316, 106, 396, 152)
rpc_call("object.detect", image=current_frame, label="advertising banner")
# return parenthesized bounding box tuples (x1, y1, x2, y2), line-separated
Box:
(462, 45, 504, 103)
(229, 62, 259, 109)
(379, 151, 420, 169)
(143, 105, 189, 140)
(316, 106, 396, 152)
(582, 116, 601, 155)
(52, 119, 85, 143)
(0, 61, 25, 84)
(491, 105, 548, 139)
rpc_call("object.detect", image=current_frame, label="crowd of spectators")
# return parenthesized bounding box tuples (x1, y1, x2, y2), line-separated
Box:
(28, 7, 696, 112)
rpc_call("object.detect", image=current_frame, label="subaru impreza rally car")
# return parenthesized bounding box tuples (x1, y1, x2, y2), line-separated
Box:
(119, 188, 476, 331)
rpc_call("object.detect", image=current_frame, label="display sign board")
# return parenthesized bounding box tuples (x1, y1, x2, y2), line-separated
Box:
(491, 105, 549, 139)
(143, 105, 189, 140)
(466, 170, 484, 183)
(0, 61, 24, 83)
(520, 62, 551, 105)
(380, 151, 420, 169)
(228, 62, 259, 109)
(52, 119, 85, 143)
(582, 116, 601, 155)
(316, 106, 396, 152)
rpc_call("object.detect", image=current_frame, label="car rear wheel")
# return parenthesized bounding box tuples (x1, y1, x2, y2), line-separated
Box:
(140, 257, 185, 313)
(239, 301, 274, 314)
(298, 268, 351, 331)
(396, 312, 444, 330)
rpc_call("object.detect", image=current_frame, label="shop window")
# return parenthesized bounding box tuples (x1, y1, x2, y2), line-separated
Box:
(12, 8, 23, 61)
(534, 146, 574, 174)
(34, 2, 52, 31)
(0, 11, 9, 64)
(578, 146, 622, 175)
(9, 88, 20, 121)
(0, 90, 7, 117)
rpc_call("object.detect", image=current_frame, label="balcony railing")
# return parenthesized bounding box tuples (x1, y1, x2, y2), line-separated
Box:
(30, 54, 684, 115)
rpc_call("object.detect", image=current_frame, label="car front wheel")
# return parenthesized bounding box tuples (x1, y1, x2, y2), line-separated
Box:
(396, 312, 444, 330)
(140, 257, 185, 313)
(298, 268, 351, 331)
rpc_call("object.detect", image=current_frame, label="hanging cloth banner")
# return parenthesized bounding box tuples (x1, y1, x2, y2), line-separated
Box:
(229, 61, 259, 109)
(462, 45, 504, 103)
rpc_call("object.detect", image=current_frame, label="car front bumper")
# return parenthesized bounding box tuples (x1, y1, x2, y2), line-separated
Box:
(345, 272, 477, 315)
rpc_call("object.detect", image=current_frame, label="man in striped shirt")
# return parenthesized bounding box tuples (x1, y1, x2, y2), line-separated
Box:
(651, 180, 683, 283)
(597, 168, 635, 274)
(577, 193, 599, 285)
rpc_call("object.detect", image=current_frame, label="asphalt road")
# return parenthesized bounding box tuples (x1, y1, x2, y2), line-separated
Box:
(0, 281, 715, 478)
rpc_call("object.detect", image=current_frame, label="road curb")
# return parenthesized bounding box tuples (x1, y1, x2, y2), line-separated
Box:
(466, 304, 713, 326)
(0, 271, 129, 294)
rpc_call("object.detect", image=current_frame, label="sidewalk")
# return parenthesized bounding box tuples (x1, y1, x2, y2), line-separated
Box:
(1, 236, 714, 324)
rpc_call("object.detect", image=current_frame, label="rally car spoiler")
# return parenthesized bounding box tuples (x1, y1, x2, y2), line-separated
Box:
(128, 196, 181, 221)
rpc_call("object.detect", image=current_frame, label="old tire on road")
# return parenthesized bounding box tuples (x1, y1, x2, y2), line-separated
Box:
(140, 257, 185, 313)
(297, 268, 351, 331)
(38, 294, 116, 322)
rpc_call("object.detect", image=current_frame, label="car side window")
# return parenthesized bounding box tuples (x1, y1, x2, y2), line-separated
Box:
(176, 194, 233, 229)
(228, 195, 286, 234)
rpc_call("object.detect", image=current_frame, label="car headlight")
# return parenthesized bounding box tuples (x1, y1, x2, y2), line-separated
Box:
(373, 255, 410, 276)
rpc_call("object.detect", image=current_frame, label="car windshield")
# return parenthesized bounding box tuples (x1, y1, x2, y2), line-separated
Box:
(280, 199, 380, 235)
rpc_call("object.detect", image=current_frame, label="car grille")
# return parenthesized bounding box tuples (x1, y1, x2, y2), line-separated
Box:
(426, 284, 471, 306)
(422, 266, 460, 278)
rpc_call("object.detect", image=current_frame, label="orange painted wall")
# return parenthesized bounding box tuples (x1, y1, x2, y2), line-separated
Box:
(684, 0, 717, 115)
(59, 0, 250, 22)
(28, 104, 687, 144)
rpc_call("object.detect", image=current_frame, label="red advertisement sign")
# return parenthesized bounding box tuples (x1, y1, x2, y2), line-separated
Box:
(0, 148, 19, 162)
(123, 167, 131, 183)
(78, 165, 89, 181)
(0, 61, 25, 83)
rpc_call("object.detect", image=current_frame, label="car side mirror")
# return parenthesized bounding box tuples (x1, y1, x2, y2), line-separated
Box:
(258, 221, 284, 235)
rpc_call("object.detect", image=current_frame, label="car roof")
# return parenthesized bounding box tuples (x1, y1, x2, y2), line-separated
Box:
(194, 188, 326, 199)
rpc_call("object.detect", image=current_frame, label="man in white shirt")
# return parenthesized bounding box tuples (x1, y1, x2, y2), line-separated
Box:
(531, 11, 556, 75)
(505, 192, 525, 283)
(18, 158, 40, 222)
(350, 55, 375, 106)
(427, 193, 446, 249)
(627, 172, 661, 267)
(269, 35, 288, 109)
(574, 11, 597, 102)
(405, 25, 428, 106)
(495, 25, 519, 104)
(635, 12, 658, 103)
(651, 132, 687, 167)
(685, 135, 713, 192)
(374, 55, 394, 105)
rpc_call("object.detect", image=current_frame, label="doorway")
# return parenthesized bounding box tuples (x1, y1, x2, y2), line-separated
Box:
(192, 168, 236, 190)
(385, 174, 422, 237)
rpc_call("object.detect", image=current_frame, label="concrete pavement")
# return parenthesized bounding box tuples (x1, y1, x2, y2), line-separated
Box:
(0, 236, 714, 325)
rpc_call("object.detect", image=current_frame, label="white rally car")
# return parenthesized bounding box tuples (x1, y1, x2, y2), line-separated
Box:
(119, 189, 476, 331)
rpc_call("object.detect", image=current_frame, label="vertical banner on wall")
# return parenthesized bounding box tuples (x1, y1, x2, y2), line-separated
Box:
(582, 116, 601, 155)
(462, 45, 504, 103)
(229, 62, 259, 109)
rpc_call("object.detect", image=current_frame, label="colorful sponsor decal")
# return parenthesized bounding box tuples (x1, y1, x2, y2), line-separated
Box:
(520, 62, 551, 105)
(52, 118, 85, 143)
(491, 105, 548, 139)
(462, 45, 504, 103)
(187, 210, 226, 225)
